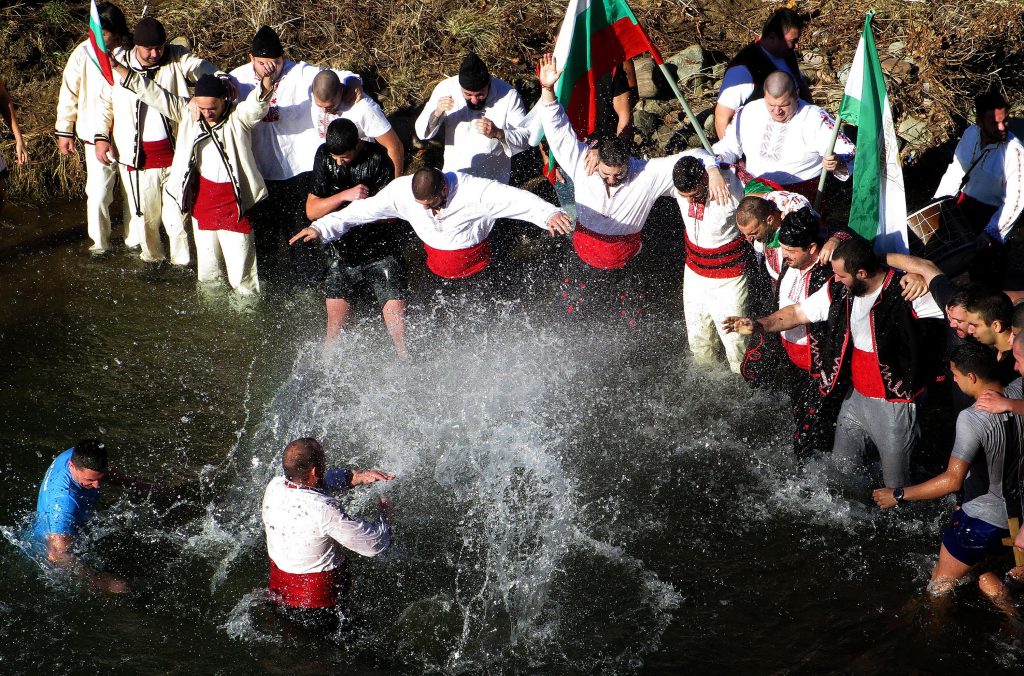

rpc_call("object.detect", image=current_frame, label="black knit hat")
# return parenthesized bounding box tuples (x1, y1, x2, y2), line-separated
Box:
(458, 53, 490, 91)
(778, 207, 823, 249)
(133, 17, 166, 47)
(251, 25, 283, 58)
(194, 74, 229, 99)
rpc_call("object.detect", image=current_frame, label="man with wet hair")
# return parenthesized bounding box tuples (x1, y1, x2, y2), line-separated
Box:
(291, 166, 571, 283)
(935, 92, 1024, 289)
(714, 71, 854, 201)
(32, 440, 150, 593)
(873, 341, 1024, 604)
(95, 16, 220, 266)
(535, 53, 726, 323)
(306, 118, 410, 353)
(261, 437, 394, 634)
(669, 155, 748, 372)
(229, 25, 323, 284)
(414, 53, 530, 184)
(725, 236, 946, 487)
(55, 1, 126, 248)
(964, 291, 1017, 384)
(714, 7, 812, 139)
(311, 69, 404, 179)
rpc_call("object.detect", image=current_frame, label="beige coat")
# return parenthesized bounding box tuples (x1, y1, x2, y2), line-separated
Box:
(94, 44, 217, 168)
(120, 69, 270, 219)
(55, 40, 124, 141)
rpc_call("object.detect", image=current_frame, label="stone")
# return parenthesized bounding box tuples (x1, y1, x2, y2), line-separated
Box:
(887, 41, 906, 56)
(897, 115, 932, 147)
(636, 98, 674, 117)
(633, 110, 660, 136)
(802, 51, 825, 68)
(880, 55, 915, 76)
(666, 45, 707, 88)
(634, 56, 660, 99)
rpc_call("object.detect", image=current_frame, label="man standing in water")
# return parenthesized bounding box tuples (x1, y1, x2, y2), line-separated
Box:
(873, 342, 1024, 605)
(32, 440, 150, 593)
(262, 438, 394, 634)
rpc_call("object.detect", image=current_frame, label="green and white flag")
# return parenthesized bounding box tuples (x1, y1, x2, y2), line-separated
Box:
(838, 11, 907, 252)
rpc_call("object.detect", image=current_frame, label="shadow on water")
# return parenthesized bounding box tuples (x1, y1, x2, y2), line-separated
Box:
(2, 206, 1024, 673)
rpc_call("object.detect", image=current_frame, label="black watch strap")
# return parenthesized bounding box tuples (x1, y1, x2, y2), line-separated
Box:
(893, 487, 905, 503)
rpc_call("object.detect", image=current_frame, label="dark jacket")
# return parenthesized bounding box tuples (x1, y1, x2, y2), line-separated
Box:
(728, 42, 812, 105)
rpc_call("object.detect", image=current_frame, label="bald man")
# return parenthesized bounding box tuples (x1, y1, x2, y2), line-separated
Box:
(714, 71, 855, 201)
(261, 437, 394, 634)
(311, 69, 405, 178)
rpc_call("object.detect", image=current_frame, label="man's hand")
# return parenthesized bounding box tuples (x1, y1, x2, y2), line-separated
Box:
(553, 167, 566, 185)
(289, 227, 321, 245)
(817, 235, 841, 264)
(253, 59, 278, 80)
(822, 154, 839, 173)
(546, 212, 573, 237)
(340, 184, 370, 202)
(473, 117, 504, 141)
(976, 390, 1013, 414)
(707, 168, 729, 205)
(188, 98, 201, 123)
(538, 53, 562, 90)
(899, 273, 928, 301)
(57, 136, 77, 157)
(15, 137, 27, 165)
(351, 469, 395, 486)
(95, 139, 117, 166)
(583, 147, 600, 176)
(1016, 527, 1024, 552)
(872, 487, 898, 509)
(435, 95, 455, 116)
(377, 496, 394, 522)
(723, 316, 758, 335)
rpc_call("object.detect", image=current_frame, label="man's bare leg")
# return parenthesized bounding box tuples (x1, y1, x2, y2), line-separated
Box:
(325, 298, 353, 346)
(382, 299, 408, 359)
(927, 544, 973, 596)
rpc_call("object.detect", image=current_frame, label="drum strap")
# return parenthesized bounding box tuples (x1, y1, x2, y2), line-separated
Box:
(958, 147, 992, 194)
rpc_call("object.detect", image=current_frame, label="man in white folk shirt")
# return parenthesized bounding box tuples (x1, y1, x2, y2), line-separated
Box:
(725, 236, 947, 489)
(94, 17, 219, 266)
(54, 2, 130, 254)
(262, 437, 394, 635)
(667, 156, 748, 372)
(535, 53, 729, 325)
(289, 166, 572, 291)
(414, 53, 530, 184)
(109, 57, 273, 295)
(933, 91, 1024, 288)
(229, 25, 323, 284)
(311, 69, 405, 179)
(714, 71, 855, 203)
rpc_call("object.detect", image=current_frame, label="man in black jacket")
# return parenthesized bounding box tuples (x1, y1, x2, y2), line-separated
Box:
(306, 119, 411, 355)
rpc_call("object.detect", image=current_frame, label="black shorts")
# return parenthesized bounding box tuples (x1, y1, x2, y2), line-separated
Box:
(325, 254, 408, 305)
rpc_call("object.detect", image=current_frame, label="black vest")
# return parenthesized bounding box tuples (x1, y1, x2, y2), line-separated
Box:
(810, 268, 945, 402)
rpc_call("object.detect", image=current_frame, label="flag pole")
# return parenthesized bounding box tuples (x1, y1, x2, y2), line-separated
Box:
(815, 117, 842, 212)
(656, 63, 713, 154)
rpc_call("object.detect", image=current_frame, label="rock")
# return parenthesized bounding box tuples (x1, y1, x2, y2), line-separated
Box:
(887, 41, 906, 56)
(838, 63, 851, 85)
(634, 56, 660, 99)
(636, 98, 674, 117)
(711, 62, 726, 79)
(897, 115, 932, 147)
(633, 110, 660, 136)
(666, 45, 706, 87)
(880, 55, 916, 76)
(802, 51, 825, 68)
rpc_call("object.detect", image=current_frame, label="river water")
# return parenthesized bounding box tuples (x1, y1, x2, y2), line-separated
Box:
(2, 202, 1023, 674)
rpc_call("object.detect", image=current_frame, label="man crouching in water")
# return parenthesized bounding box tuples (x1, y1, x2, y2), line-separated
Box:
(262, 437, 394, 635)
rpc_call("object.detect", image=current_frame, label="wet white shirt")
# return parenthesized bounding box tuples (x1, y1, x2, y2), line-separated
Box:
(541, 99, 716, 236)
(669, 166, 745, 248)
(714, 100, 855, 185)
(933, 125, 1024, 242)
(197, 136, 231, 183)
(311, 69, 392, 143)
(262, 476, 391, 574)
(312, 171, 564, 250)
(414, 76, 530, 183)
(229, 60, 321, 180)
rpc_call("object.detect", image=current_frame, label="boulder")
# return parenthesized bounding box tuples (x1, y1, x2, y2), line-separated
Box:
(897, 115, 932, 147)
(636, 98, 675, 117)
(633, 109, 660, 136)
(634, 56, 660, 99)
(665, 45, 707, 88)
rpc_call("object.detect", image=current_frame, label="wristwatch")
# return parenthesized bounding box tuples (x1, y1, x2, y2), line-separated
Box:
(893, 487, 905, 503)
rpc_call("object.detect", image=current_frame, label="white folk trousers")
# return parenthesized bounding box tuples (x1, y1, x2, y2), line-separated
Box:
(682, 266, 749, 374)
(119, 165, 189, 264)
(192, 220, 259, 295)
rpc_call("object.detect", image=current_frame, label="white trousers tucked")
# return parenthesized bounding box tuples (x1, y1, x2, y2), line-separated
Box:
(120, 165, 189, 264)
(682, 266, 749, 374)
(84, 148, 128, 251)
(193, 219, 259, 295)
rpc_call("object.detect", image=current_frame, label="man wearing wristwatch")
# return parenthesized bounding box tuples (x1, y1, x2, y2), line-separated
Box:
(872, 341, 1024, 600)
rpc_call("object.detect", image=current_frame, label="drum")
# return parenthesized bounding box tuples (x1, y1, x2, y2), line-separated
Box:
(906, 198, 977, 275)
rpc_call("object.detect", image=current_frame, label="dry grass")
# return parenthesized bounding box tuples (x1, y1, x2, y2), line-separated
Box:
(2, 0, 1022, 202)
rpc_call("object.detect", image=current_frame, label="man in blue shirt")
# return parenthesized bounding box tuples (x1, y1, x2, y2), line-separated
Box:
(33, 440, 142, 593)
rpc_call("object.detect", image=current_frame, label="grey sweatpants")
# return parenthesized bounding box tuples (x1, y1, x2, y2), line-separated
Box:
(832, 388, 918, 488)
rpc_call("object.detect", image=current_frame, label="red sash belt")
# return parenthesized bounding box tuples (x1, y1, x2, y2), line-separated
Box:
(956, 192, 999, 233)
(572, 224, 642, 270)
(193, 177, 250, 233)
(684, 232, 747, 278)
(133, 139, 174, 171)
(851, 348, 886, 398)
(268, 559, 341, 609)
(782, 338, 811, 372)
(422, 239, 491, 279)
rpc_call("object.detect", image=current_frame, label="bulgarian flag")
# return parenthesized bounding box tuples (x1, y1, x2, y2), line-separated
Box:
(86, 0, 114, 85)
(837, 11, 907, 252)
